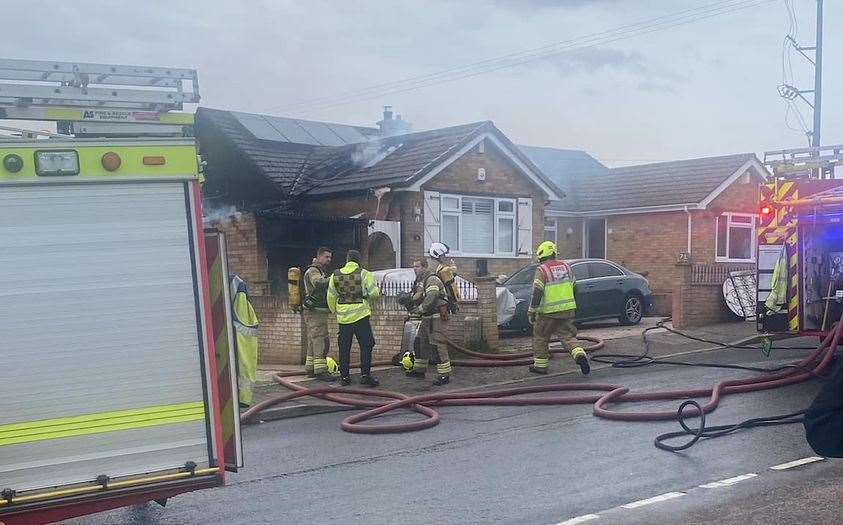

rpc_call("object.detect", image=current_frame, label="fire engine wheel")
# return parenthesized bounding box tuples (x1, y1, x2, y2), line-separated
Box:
(619, 293, 644, 325)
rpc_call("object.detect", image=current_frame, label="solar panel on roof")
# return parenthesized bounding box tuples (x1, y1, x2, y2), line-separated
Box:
(327, 123, 369, 144)
(296, 120, 345, 146)
(265, 116, 318, 145)
(232, 112, 288, 141)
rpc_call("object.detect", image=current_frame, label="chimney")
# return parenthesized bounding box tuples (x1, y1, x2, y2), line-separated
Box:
(377, 105, 412, 137)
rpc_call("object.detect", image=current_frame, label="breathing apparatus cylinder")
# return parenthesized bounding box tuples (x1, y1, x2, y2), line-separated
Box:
(288, 267, 302, 312)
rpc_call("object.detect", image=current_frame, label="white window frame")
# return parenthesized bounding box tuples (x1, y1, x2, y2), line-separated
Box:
(715, 212, 756, 263)
(440, 193, 518, 257)
(544, 217, 557, 244)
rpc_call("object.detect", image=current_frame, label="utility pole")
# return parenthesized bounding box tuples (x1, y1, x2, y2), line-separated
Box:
(778, 0, 825, 150)
(812, 0, 823, 149)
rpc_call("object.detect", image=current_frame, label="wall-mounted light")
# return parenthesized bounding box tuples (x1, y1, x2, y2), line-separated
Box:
(566, 227, 574, 237)
(413, 203, 422, 223)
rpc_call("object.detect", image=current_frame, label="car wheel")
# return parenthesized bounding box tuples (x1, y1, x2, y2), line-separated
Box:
(619, 294, 643, 325)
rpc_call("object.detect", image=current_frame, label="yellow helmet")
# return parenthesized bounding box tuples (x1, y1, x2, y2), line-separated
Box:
(326, 357, 340, 376)
(401, 352, 415, 371)
(536, 241, 557, 260)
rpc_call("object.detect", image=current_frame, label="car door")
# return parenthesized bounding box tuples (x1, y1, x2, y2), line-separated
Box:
(571, 262, 593, 319)
(581, 261, 626, 318)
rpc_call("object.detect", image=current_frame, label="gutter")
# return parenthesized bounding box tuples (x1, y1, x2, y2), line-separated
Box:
(546, 202, 703, 218)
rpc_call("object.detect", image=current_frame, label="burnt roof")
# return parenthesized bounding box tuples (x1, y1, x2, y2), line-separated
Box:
(197, 108, 562, 199)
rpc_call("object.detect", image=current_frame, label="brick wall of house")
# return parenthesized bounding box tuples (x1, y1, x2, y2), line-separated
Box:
(691, 177, 759, 263)
(423, 140, 546, 278)
(210, 212, 270, 296)
(605, 210, 686, 314)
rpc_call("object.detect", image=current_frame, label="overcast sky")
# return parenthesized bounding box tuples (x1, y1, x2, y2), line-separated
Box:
(6, 0, 841, 166)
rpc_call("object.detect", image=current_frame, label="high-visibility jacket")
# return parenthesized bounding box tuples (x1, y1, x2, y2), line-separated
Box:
(765, 253, 788, 313)
(327, 261, 380, 324)
(533, 259, 577, 314)
(231, 275, 259, 406)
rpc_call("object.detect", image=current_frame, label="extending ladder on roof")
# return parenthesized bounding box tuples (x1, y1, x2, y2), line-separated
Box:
(0, 58, 199, 136)
(764, 144, 843, 179)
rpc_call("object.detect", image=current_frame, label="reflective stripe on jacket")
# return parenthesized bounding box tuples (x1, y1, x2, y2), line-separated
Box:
(534, 259, 577, 314)
(327, 261, 380, 324)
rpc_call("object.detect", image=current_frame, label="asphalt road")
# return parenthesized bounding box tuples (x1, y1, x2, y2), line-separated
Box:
(67, 345, 840, 525)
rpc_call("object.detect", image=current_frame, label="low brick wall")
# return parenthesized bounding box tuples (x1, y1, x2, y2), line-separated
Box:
(672, 263, 753, 329)
(253, 278, 497, 365)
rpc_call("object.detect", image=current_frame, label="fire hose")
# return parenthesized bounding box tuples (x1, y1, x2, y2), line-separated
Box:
(241, 314, 841, 444)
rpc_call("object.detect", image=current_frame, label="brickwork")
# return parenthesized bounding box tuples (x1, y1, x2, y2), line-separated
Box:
(423, 142, 546, 278)
(672, 264, 738, 328)
(210, 212, 269, 296)
(250, 277, 500, 365)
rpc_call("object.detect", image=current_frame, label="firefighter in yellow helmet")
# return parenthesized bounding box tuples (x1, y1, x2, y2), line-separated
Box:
(528, 241, 590, 375)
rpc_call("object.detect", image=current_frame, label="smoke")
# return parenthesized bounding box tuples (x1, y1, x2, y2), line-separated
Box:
(203, 203, 243, 227)
(351, 142, 402, 169)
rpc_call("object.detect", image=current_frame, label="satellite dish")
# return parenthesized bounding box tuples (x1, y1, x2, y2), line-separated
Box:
(723, 270, 756, 319)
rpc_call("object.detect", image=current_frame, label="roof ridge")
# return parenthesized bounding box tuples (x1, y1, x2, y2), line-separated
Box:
(609, 152, 755, 171)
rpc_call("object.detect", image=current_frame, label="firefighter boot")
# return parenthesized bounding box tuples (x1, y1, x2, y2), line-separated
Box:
(359, 375, 380, 388)
(433, 375, 450, 386)
(530, 357, 549, 375)
(572, 347, 590, 375)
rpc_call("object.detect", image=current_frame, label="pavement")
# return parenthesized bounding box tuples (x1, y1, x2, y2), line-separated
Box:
(247, 318, 761, 422)
(66, 328, 842, 525)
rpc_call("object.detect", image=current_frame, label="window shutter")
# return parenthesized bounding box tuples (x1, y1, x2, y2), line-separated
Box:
(423, 191, 440, 251)
(517, 197, 533, 255)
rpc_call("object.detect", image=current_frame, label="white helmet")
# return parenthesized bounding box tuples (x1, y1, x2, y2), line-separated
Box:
(429, 242, 449, 259)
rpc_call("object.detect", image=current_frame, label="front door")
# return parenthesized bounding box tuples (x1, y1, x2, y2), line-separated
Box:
(585, 218, 606, 259)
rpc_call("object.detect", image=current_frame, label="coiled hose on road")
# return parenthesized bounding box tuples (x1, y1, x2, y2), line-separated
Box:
(241, 315, 841, 440)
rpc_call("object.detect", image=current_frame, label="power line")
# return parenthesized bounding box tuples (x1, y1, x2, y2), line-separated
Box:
(271, 0, 776, 115)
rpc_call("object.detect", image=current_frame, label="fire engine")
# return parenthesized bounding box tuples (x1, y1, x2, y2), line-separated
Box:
(0, 59, 242, 524)
(757, 144, 843, 337)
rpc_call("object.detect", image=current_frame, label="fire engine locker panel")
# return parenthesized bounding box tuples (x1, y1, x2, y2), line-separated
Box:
(0, 180, 212, 493)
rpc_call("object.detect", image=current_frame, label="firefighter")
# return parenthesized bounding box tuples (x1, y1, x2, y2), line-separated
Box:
(231, 274, 260, 406)
(528, 241, 590, 375)
(303, 247, 335, 381)
(327, 249, 381, 387)
(405, 257, 452, 386)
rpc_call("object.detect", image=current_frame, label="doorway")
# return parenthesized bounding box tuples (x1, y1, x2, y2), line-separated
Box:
(585, 218, 606, 259)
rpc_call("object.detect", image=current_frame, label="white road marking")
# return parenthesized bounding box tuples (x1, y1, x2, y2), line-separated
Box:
(770, 456, 825, 470)
(556, 514, 599, 525)
(621, 492, 685, 509)
(699, 473, 758, 488)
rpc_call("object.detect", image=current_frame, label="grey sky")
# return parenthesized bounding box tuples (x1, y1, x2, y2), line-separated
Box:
(5, 0, 840, 166)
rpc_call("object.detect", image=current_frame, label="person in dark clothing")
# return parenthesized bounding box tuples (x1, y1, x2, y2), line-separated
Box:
(804, 357, 843, 457)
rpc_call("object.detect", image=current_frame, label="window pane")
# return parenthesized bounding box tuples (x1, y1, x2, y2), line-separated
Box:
(497, 217, 514, 253)
(498, 200, 514, 213)
(731, 215, 752, 224)
(462, 197, 493, 254)
(589, 262, 623, 278)
(544, 228, 556, 243)
(442, 214, 459, 249)
(442, 196, 460, 211)
(728, 226, 752, 260)
(505, 264, 536, 285)
(716, 216, 727, 257)
(572, 263, 589, 280)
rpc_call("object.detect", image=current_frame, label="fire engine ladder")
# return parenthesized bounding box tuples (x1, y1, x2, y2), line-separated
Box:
(764, 144, 843, 179)
(0, 58, 200, 136)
